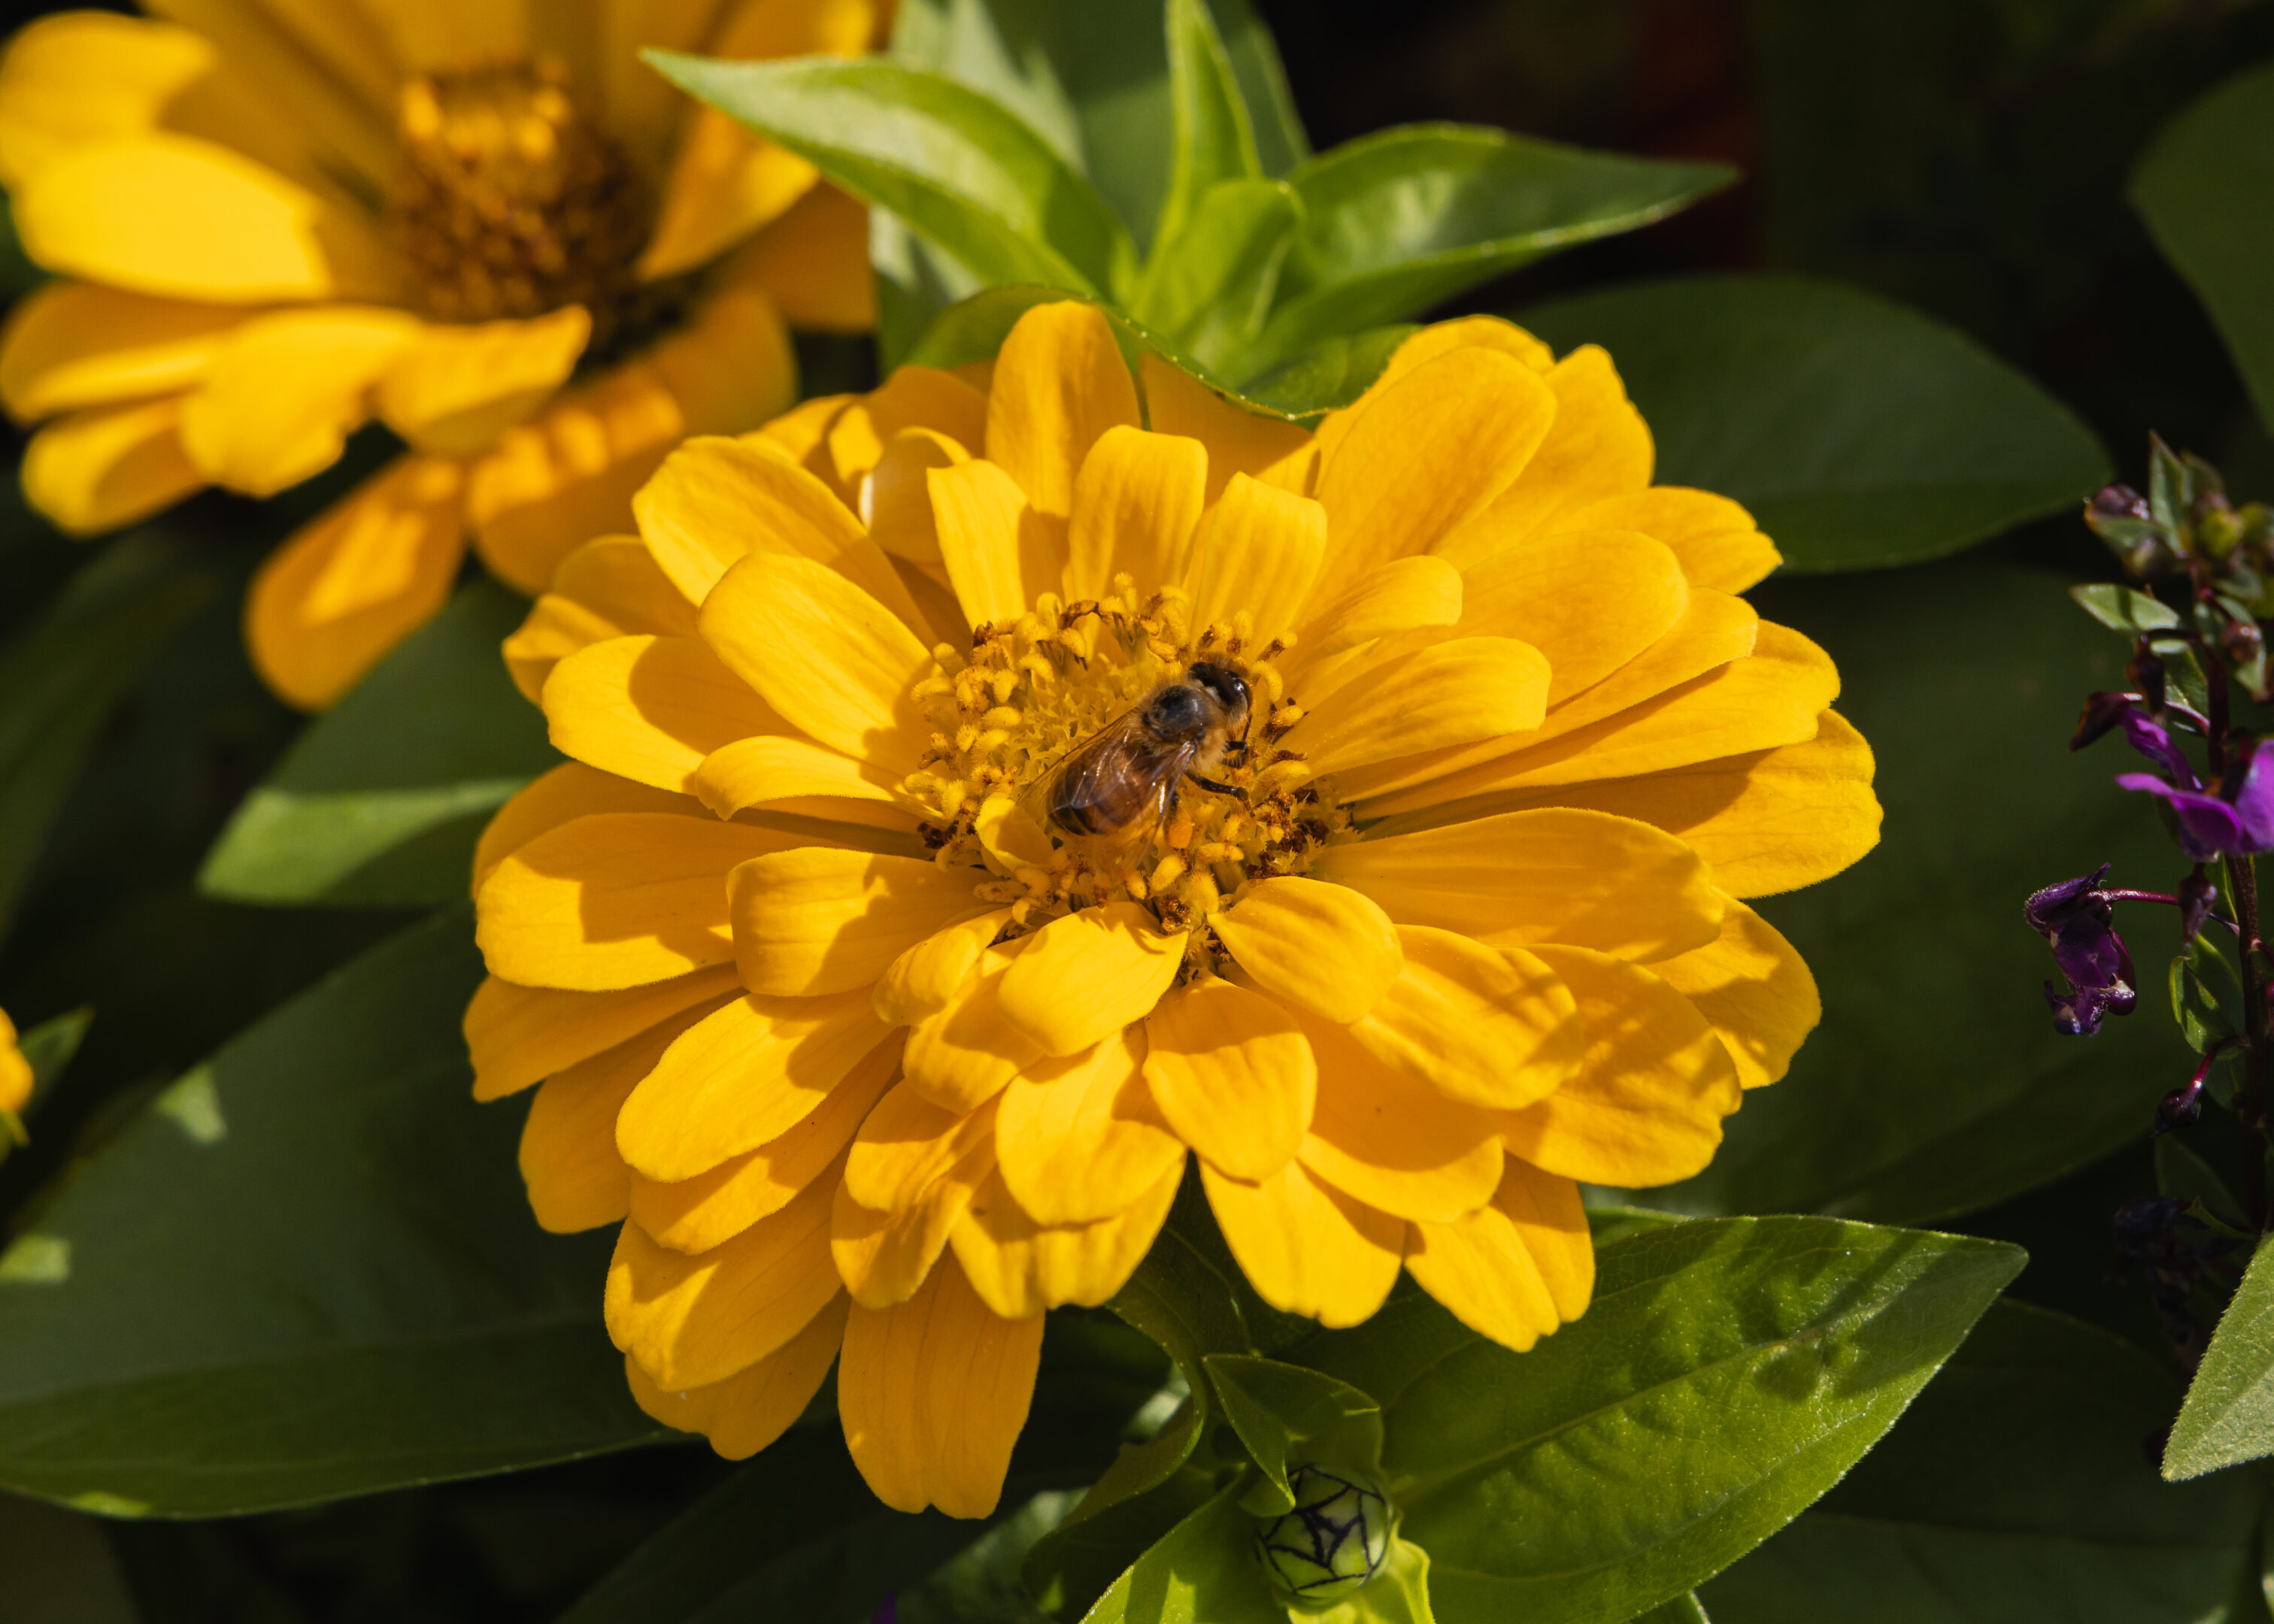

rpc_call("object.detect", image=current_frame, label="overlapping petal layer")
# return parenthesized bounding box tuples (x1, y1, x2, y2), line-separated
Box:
(471, 301, 1880, 1516)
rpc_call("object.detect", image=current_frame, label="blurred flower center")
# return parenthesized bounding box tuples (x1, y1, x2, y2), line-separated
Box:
(905, 583, 1347, 969)
(392, 56, 650, 335)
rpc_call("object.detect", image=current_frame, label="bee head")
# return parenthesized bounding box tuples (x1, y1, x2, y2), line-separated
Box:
(1185, 660, 1251, 724)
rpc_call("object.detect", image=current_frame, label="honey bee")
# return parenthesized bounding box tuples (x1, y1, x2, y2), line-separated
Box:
(1041, 661, 1253, 841)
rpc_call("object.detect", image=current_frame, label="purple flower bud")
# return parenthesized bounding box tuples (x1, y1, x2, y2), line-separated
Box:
(2025, 865, 2139, 1035)
(2094, 484, 2151, 522)
(2119, 707, 2199, 786)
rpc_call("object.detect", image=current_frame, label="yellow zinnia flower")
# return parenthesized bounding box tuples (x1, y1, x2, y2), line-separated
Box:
(0, 1007, 28, 1123)
(467, 300, 1881, 1519)
(0, 3, 884, 709)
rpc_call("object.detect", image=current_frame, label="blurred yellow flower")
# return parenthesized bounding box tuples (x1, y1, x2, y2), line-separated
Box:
(0, 3, 885, 708)
(0, 1007, 27, 1121)
(467, 300, 1881, 1517)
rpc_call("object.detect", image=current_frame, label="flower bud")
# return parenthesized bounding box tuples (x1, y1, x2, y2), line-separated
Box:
(2092, 483, 2151, 522)
(1255, 1464, 1390, 1605)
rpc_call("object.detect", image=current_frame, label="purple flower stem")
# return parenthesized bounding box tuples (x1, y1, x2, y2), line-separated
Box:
(2100, 889, 2241, 935)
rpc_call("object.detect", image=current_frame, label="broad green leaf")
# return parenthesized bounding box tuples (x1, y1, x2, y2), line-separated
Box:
(1636, 558, 2192, 1225)
(648, 53, 1136, 302)
(2071, 582, 2180, 635)
(0, 535, 214, 939)
(899, 1489, 1084, 1624)
(1152, 0, 1263, 253)
(1245, 127, 1730, 375)
(1704, 1302, 2260, 1622)
(874, 206, 987, 371)
(198, 580, 556, 907)
(2133, 65, 2274, 439)
(1238, 325, 1417, 417)
(2168, 1232, 2274, 1480)
(0, 909, 657, 1515)
(1077, 1483, 1284, 1624)
(1134, 179, 1301, 371)
(1518, 276, 2109, 571)
(2170, 935, 2242, 1054)
(1202, 1355, 1381, 1514)
(4, 1005, 91, 1148)
(1328, 1216, 2022, 1623)
(1630, 1598, 1710, 1624)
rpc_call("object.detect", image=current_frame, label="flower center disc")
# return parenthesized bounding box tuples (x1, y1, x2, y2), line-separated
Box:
(905, 583, 1350, 971)
(393, 56, 650, 334)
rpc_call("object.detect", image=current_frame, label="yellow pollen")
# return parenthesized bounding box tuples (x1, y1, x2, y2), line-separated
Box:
(392, 55, 652, 338)
(902, 585, 1354, 981)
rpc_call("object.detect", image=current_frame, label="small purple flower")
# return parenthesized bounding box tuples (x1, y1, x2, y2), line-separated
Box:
(2086, 691, 2274, 859)
(2025, 865, 2138, 1035)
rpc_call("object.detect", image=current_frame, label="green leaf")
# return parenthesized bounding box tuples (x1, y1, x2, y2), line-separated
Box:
(1152, 0, 1263, 253)
(1133, 179, 1302, 371)
(1635, 557, 2194, 1225)
(1703, 1302, 2260, 1623)
(2070, 583, 2180, 635)
(1518, 276, 2110, 571)
(1630, 1598, 1710, 1624)
(1306, 1538, 1434, 1624)
(2133, 64, 2274, 439)
(1237, 323, 1417, 418)
(1245, 126, 1730, 376)
(2157, 1134, 2247, 1231)
(1354, 1216, 2023, 1622)
(2169, 935, 2243, 1053)
(647, 53, 1136, 302)
(198, 580, 556, 907)
(0, 908, 657, 1515)
(1076, 1483, 1284, 1624)
(1202, 1355, 1381, 1515)
(0, 535, 214, 939)
(5, 1006, 92, 1144)
(2167, 1232, 2274, 1480)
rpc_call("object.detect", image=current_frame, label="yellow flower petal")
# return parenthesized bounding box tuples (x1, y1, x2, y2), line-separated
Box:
(14, 132, 394, 301)
(839, 1252, 1041, 1518)
(732, 181, 878, 332)
(464, 963, 740, 1107)
(1211, 876, 1402, 1023)
(902, 945, 1045, 1113)
(996, 1028, 1184, 1226)
(1293, 1010, 1502, 1223)
(699, 550, 932, 770)
(1459, 529, 1689, 706)
(1290, 556, 1464, 667)
(1187, 473, 1328, 646)
(606, 1162, 844, 1390)
(0, 281, 245, 420)
(1530, 710, 1882, 900)
(1064, 424, 1208, 601)
(244, 453, 466, 710)
(845, 1083, 1000, 1213)
(1350, 928, 1583, 1111)
(626, 1292, 849, 1462)
(1340, 589, 1760, 810)
(996, 900, 1188, 1057)
(1568, 486, 1780, 594)
(542, 634, 784, 794)
(650, 278, 799, 438)
(502, 534, 703, 703)
(469, 761, 699, 899)
(1142, 976, 1316, 1181)
(985, 301, 1141, 519)
(1290, 636, 1549, 777)
(640, 122, 817, 283)
(520, 992, 736, 1234)
(0, 1010, 27, 1116)
(693, 732, 921, 831)
(376, 308, 592, 458)
(1313, 807, 1724, 963)
(833, 1101, 999, 1308)
(1404, 1159, 1590, 1353)
(1435, 344, 1654, 566)
(1310, 347, 1557, 601)
(875, 909, 1017, 1027)
(865, 427, 964, 567)
(630, 1049, 896, 1255)
(951, 1157, 1182, 1317)
(929, 456, 1063, 630)
(616, 990, 894, 1182)
(0, 13, 217, 192)
(823, 363, 987, 492)
(20, 395, 202, 535)
(636, 433, 920, 627)
(1200, 1158, 1402, 1329)
(1138, 354, 1312, 506)
(478, 813, 798, 991)
(1650, 895, 1820, 1089)
(466, 364, 687, 598)
(1496, 944, 1742, 1188)
(729, 847, 989, 997)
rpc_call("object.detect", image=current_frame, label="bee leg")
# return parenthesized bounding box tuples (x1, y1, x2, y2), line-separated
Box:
(1190, 774, 1241, 798)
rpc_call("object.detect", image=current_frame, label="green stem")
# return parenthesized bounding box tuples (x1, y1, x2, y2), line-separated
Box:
(2227, 853, 2271, 1232)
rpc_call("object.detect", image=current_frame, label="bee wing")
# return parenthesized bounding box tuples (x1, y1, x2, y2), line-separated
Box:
(1041, 710, 1201, 840)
